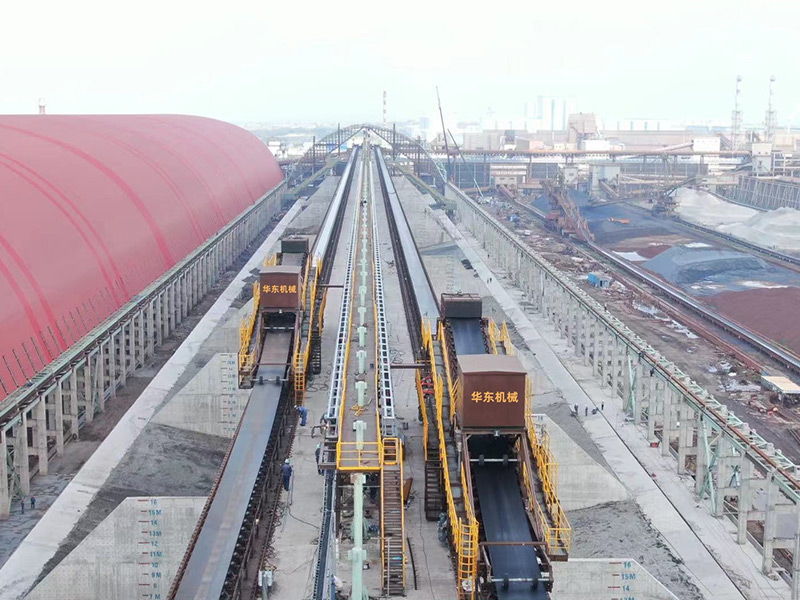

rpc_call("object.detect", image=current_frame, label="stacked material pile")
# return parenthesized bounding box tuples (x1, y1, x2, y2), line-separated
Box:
(719, 207, 800, 251)
(675, 189, 756, 226)
(675, 189, 800, 252)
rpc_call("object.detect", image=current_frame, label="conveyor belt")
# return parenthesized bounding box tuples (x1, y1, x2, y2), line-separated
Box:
(374, 148, 439, 321)
(281, 252, 305, 267)
(314, 148, 358, 263)
(474, 465, 547, 600)
(174, 330, 292, 600)
(448, 318, 485, 356)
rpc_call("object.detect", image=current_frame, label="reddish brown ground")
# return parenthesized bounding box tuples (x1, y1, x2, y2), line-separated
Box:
(707, 287, 800, 355)
(637, 244, 674, 258)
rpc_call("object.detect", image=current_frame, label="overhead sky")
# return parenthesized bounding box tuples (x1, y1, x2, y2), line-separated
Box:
(1, 0, 798, 126)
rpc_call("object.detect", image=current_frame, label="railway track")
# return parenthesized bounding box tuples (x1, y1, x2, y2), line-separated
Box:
(511, 197, 800, 377)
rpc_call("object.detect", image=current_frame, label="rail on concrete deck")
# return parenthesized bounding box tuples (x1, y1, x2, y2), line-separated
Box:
(336, 147, 381, 471)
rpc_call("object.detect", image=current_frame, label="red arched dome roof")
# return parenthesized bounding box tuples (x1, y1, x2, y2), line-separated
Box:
(0, 114, 283, 400)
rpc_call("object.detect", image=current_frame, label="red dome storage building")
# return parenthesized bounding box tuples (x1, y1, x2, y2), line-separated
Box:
(0, 114, 283, 401)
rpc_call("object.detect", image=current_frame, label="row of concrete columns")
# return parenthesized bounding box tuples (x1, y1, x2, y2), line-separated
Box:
(0, 188, 284, 518)
(452, 188, 800, 597)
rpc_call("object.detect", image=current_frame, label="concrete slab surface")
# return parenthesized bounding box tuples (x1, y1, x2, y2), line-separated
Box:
(152, 352, 250, 438)
(552, 557, 679, 600)
(539, 415, 628, 511)
(26, 497, 204, 600)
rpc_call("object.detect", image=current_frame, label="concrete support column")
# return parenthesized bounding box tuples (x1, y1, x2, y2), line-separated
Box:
(762, 471, 777, 574)
(662, 386, 673, 457)
(677, 401, 691, 474)
(532, 271, 542, 312)
(69, 370, 79, 439)
(596, 326, 605, 385)
(147, 301, 155, 357)
(713, 438, 732, 517)
(83, 358, 94, 424)
(158, 292, 167, 343)
(34, 399, 48, 476)
(622, 350, 632, 407)
(171, 283, 179, 330)
(96, 344, 105, 413)
(119, 326, 128, 387)
(791, 506, 800, 599)
(579, 309, 588, 365)
(108, 333, 116, 398)
(694, 417, 707, 491)
(15, 415, 30, 495)
(541, 278, 549, 321)
(155, 295, 164, 348)
(646, 374, 657, 441)
(610, 336, 620, 397)
(0, 430, 9, 519)
(134, 313, 143, 368)
(54, 381, 65, 454)
(737, 459, 752, 544)
(591, 320, 600, 376)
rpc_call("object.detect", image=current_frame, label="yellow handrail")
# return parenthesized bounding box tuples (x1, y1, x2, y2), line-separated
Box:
(500, 322, 514, 356)
(237, 281, 261, 381)
(487, 319, 500, 354)
(525, 385, 572, 554)
(422, 319, 477, 599)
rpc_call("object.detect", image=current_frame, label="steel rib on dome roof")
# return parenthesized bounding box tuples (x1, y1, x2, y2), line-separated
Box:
(0, 114, 283, 401)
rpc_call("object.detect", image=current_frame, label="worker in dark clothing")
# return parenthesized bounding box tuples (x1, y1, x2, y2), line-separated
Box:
(315, 443, 322, 475)
(584, 406, 589, 417)
(30, 496, 36, 510)
(282, 459, 293, 492)
(19, 498, 24, 514)
(297, 406, 308, 427)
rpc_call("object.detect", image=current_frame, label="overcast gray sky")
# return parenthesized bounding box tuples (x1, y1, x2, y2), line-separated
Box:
(1, 0, 797, 125)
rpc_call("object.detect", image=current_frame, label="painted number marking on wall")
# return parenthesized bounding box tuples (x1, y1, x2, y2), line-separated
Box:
(138, 498, 164, 599)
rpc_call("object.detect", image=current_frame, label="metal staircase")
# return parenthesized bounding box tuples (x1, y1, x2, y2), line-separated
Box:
(381, 437, 405, 595)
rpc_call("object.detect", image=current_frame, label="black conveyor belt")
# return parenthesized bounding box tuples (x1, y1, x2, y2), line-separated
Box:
(374, 148, 439, 321)
(174, 331, 292, 600)
(449, 318, 485, 356)
(474, 465, 546, 600)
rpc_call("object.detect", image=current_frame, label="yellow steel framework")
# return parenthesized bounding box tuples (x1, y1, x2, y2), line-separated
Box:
(263, 253, 278, 267)
(438, 321, 460, 427)
(487, 319, 500, 354)
(237, 281, 261, 381)
(293, 256, 321, 403)
(421, 320, 478, 599)
(415, 371, 429, 456)
(499, 322, 513, 354)
(525, 383, 572, 556)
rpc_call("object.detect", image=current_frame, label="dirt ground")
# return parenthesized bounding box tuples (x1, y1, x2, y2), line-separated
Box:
(484, 201, 800, 464)
(568, 500, 704, 600)
(708, 287, 800, 356)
